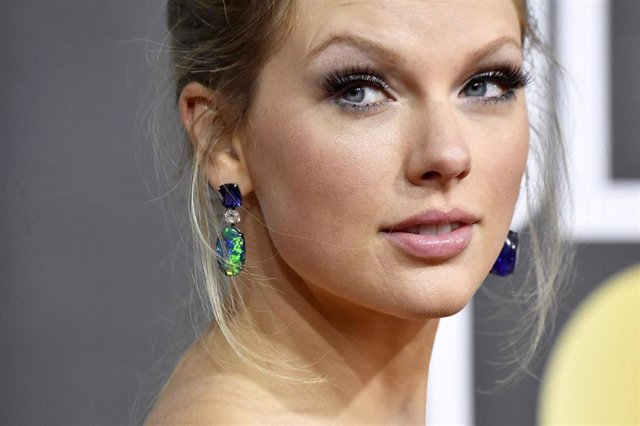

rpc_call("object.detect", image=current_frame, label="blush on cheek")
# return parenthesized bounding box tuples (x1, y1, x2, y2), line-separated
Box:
(252, 110, 383, 227)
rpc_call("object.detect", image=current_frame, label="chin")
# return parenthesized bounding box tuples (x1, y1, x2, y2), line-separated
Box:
(410, 297, 470, 319)
(375, 268, 485, 321)
(391, 293, 473, 321)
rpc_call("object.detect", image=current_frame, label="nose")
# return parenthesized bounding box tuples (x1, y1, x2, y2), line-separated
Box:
(406, 100, 471, 188)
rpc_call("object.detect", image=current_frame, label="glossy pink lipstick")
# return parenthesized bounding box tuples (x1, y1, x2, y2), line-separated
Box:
(381, 209, 478, 260)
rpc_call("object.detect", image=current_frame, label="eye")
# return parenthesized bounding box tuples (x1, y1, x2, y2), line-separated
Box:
(339, 85, 387, 106)
(322, 66, 392, 113)
(460, 65, 532, 104)
(463, 80, 505, 98)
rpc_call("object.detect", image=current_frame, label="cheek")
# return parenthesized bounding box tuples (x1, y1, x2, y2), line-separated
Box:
(497, 110, 529, 203)
(245, 110, 395, 276)
(474, 106, 529, 238)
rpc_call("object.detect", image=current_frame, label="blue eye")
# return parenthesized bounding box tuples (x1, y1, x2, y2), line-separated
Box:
(460, 66, 532, 103)
(464, 80, 504, 98)
(343, 86, 366, 103)
(338, 85, 387, 108)
(323, 66, 391, 112)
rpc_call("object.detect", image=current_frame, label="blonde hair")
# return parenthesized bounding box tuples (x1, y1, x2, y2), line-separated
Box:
(159, 0, 572, 384)
(165, 0, 313, 381)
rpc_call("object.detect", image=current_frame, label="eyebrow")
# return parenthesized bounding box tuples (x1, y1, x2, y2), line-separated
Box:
(305, 33, 522, 66)
(306, 33, 402, 65)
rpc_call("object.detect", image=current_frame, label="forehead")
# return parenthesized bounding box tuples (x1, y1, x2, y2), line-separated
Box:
(287, 0, 522, 66)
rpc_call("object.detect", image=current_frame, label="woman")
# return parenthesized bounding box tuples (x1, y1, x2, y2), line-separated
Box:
(147, 0, 568, 423)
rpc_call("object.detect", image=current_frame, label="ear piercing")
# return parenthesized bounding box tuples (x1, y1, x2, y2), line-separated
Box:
(490, 230, 518, 276)
(215, 183, 245, 276)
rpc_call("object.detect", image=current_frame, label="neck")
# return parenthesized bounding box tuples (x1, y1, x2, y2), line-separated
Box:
(198, 199, 441, 424)
(211, 231, 439, 425)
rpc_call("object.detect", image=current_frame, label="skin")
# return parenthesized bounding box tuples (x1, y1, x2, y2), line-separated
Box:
(147, 0, 529, 424)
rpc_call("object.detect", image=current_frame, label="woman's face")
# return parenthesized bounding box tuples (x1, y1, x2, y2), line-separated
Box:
(241, 0, 528, 319)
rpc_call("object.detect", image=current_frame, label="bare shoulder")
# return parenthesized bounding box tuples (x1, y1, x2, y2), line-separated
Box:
(145, 343, 279, 425)
(145, 389, 257, 425)
(145, 368, 271, 424)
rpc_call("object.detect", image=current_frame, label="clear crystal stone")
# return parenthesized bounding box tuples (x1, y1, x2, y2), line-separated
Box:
(224, 209, 241, 224)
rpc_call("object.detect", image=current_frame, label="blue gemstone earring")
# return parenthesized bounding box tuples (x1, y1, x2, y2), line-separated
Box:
(490, 230, 518, 276)
(214, 183, 246, 276)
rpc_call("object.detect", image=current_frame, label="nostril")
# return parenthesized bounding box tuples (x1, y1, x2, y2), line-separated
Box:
(457, 169, 470, 180)
(422, 171, 441, 180)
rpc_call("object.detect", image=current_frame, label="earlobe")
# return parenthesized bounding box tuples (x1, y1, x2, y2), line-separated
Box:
(178, 82, 254, 197)
(205, 139, 254, 198)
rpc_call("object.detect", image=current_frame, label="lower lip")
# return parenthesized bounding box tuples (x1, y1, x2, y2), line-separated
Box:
(381, 224, 474, 260)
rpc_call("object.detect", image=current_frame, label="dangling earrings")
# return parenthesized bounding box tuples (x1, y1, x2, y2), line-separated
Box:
(490, 230, 518, 276)
(214, 183, 246, 276)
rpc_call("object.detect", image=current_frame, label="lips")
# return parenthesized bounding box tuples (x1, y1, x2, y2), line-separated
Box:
(381, 209, 479, 260)
(382, 208, 479, 233)
(400, 222, 463, 235)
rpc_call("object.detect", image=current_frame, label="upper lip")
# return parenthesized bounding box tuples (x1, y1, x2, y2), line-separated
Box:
(381, 208, 480, 232)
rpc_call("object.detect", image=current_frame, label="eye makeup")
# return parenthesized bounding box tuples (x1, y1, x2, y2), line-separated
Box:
(322, 65, 388, 94)
(321, 64, 392, 113)
(320, 61, 532, 113)
(459, 63, 532, 104)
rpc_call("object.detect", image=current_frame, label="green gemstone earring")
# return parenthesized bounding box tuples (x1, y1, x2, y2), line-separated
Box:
(214, 183, 245, 276)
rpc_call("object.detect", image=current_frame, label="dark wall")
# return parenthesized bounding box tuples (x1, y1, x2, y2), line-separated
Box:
(0, 1, 200, 424)
(612, 0, 640, 179)
(474, 1, 640, 424)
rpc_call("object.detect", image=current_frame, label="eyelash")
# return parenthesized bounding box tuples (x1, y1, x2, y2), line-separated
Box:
(322, 64, 532, 112)
(464, 64, 532, 104)
(322, 65, 390, 113)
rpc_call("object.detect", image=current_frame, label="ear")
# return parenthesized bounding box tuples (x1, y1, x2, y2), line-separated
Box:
(178, 82, 253, 197)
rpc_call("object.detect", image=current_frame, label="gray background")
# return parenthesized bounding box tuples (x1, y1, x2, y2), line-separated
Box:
(1, 1, 638, 425)
(612, 0, 640, 179)
(1, 1, 199, 424)
(474, 1, 640, 424)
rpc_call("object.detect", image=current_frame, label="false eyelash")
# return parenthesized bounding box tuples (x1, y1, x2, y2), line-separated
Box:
(470, 64, 533, 90)
(321, 65, 389, 95)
